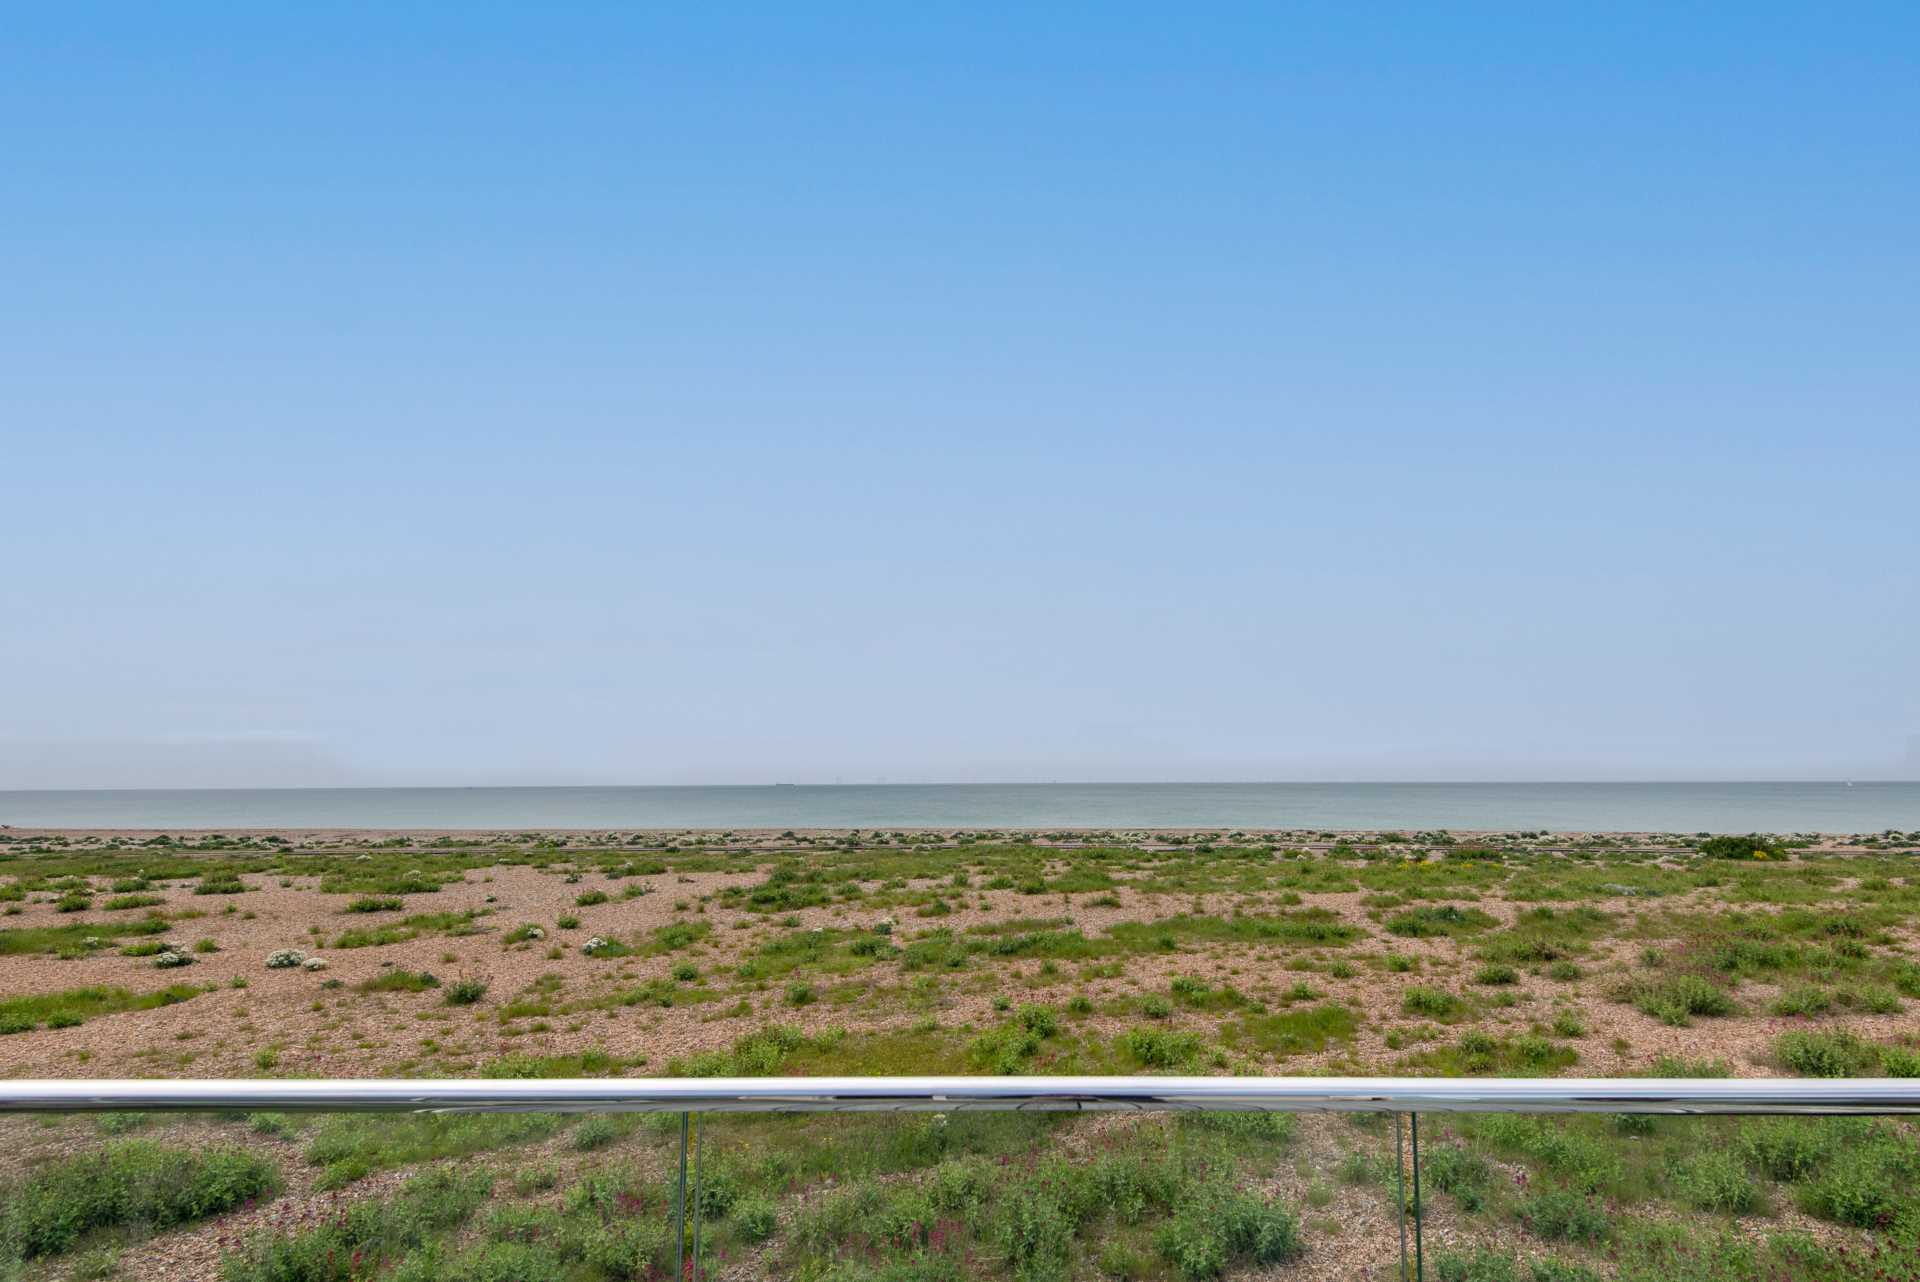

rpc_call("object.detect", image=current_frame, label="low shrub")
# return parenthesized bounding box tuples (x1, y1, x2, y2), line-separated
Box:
(1119, 1026, 1203, 1070)
(358, 970, 440, 994)
(1770, 985, 1833, 1017)
(1155, 1189, 1301, 1278)
(1434, 1249, 1518, 1282)
(1737, 1117, 1834, 1182)
(1777, 1030, 1879, 1078)
(444, 979, 487, 1006)
(1516, 1188, 1611, 1243)
(1671, 1149, 1760, 1213)
(2, 1141, 278, 1258)
(1621, 975, 1734, 1026)
(1402, 986, 1463, 1019)
(1423, 1144, 1494, 1211)
(1698, 834, 1781, 860)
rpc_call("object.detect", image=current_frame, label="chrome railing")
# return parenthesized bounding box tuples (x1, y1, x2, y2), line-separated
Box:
(7, 1074, 1920, 1114)
(6, 1076, 1916, 1280)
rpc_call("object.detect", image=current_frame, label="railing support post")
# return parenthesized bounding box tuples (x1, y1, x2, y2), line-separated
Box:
(1410, 1111, 1425, 1281)
(691, 1112, 705, 1281)
(675, 1111, 690, 1279)
(1395, 1112, 1410, 1281)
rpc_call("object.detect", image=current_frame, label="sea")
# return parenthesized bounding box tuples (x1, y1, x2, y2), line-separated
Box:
(2, 782, 1917, 834)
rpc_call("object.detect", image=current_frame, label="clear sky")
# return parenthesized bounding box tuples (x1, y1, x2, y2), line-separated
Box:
(4, 4, 1916, 788)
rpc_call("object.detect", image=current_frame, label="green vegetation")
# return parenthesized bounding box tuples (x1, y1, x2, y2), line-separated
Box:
(222, 1167, 488, 1282)
(1698, 834, 1783, 860)
(304, 1113, 566, 1187)
(445, 978, 488, 1005)
(1776, 1029, 1920, 1078)
(332, 911, 484, 948)
(0, 983, 205, 1033)
(0, 916, 169, 956)
(8, 829, 1920, 1279)
(1, 1141, 277, 1258)
(1402, 985, 1466, 1019)
(357, 969, 441, 993)
(1219, 1003, 1359, 1058)
(1617, 974, 1736, 1026)
(1385, 905, 1498, 937)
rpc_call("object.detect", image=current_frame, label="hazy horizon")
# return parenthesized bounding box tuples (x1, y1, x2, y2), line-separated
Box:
(2, 745, 1915, 792)
(5, 6, 1916, 792)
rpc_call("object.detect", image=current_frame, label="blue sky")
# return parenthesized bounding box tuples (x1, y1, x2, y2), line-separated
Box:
(4, 4, 1916, 786)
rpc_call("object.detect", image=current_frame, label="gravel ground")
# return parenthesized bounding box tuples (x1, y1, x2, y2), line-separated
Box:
(1, 829, 1913, 1280)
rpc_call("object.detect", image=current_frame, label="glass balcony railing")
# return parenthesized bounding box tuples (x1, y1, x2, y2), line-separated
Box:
(3, 1075, 1918, 1281)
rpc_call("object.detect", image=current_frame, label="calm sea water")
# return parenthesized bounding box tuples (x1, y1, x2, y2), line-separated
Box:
(1, 782, 1916, 834)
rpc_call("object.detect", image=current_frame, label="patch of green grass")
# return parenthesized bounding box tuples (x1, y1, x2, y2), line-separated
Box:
(1384, 905, 1497, 938)
(0, 983, 205, 1032)
(316, 867, 457, 896)
(672, 1025, 820, 1076)
(1794, 1126, 1920, 1228)
(356, 969, 440, 994)
(1775, 1029, 1897, 1078)
(773, 1112, 1294, 1282)
(1402, 986, 1465, 1019)
(481, 1049, 627, 1078)
(722, 866, 837, 913)
(331, 911, 483, 949)
(1617, 974, 1735, 1026)
(1156, 1188, 1303, 1278)
(0, 917, 170, 956)
(221, 1167, 489, 1282)
(1167, 976, 1248, 1010)
(304, 1113, 565, 1187)
(1477, 906, 1613, 964)
(1107, 910, 1359, 951)
(1423, 1143, 1495, 1211)
(1648, 1055, 1730, 1078)
(1117, 1026, 1205, 1070)
(1770, 984, 1834, 1017)
(1405, 1030, 1577, 1077)
(1433, 1248, 1520, 1282)
(1670, 1149, 1761, 1213)
(443, 978, 487, 1006)
(739, 927, 891, 980)
(1, 1140, 278, 1258)
(1467, 1115, 1623, 1194)
(1219, 1004, 1358, 1059)
(643, 920, 712, 953)
(1516, 1187, 1612, 1242)
(969, 1012, 1061, 1073)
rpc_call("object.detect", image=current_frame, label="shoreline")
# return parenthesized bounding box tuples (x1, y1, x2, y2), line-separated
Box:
(3, 825, 1909, 852)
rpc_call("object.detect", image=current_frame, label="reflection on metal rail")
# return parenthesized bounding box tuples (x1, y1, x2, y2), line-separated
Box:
(4, 1075, 1920, 1114)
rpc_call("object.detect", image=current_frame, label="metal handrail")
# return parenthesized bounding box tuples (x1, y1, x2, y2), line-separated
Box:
(6, 1075, 1920, 1115)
